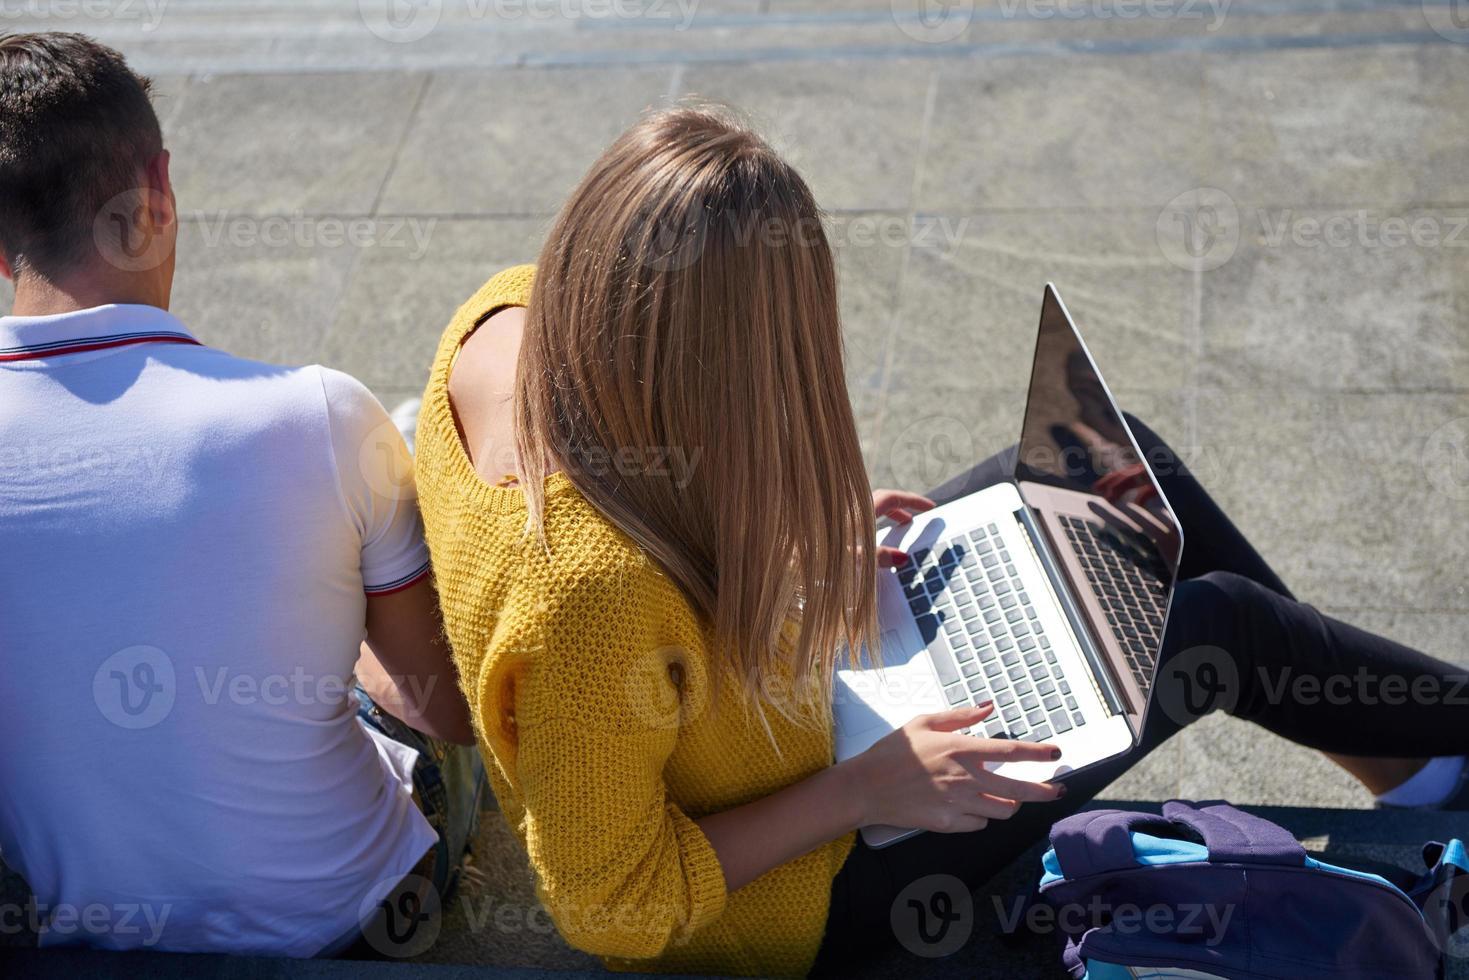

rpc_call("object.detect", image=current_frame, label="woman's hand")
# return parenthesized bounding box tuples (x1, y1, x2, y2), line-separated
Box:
(873, 489, 936, 568)
(840, 703, 1066, 833)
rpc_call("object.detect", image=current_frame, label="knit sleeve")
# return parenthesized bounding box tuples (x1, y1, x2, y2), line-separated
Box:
(487, 564, 728, 960)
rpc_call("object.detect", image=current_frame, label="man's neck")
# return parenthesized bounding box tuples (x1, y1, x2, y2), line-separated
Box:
(8, 272, 167, 318)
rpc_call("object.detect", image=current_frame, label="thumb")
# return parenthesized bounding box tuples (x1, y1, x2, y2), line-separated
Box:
(926, 701, 994, 732)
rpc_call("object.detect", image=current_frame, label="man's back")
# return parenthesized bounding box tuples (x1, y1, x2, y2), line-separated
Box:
(0, 304, 436, 955)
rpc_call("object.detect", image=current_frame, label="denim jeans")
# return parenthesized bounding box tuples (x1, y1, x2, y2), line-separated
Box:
(317, 686, 486, 958)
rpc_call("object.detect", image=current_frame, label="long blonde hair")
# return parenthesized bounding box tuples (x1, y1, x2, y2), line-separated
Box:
(515, 105, 877, 710)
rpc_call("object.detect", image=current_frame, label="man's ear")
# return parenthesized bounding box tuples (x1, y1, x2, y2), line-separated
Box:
(143, 149, 175, 233)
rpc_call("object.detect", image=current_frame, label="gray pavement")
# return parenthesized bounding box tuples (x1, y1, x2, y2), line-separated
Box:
(2, 0, 1469, 974)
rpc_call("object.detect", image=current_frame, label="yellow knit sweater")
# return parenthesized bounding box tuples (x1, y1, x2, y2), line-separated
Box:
(414, 265, 853, 978)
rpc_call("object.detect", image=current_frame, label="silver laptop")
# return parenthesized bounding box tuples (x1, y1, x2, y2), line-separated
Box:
(834, 284, 1183, 847)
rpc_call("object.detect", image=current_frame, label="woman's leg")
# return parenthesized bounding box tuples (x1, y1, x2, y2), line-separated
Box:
(817, 570, 1469, 970)
(817, 421, 1469, 970)
(925, 413, 1292, 596)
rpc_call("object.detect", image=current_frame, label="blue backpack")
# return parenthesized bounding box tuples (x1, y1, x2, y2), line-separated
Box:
(1038, 800, 1469, 979)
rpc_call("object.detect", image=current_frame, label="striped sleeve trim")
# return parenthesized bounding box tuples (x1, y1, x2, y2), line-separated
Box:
(364, 560, 431, 596)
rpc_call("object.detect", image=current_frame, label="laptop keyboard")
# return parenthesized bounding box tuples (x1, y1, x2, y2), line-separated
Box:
(1060, 515, 1169, 690)
(895, 522, 1086, 743)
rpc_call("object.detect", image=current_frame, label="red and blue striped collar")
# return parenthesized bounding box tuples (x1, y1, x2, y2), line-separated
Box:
(0, 304, 201, 363)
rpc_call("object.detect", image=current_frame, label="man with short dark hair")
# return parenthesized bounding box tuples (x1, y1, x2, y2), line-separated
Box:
(0, 33, 475, 956)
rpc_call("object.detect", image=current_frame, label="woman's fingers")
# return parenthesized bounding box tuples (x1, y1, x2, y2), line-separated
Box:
(936, 814, 991, 834)
(922, 702, 994, 733)
(972, 770, 1067, 803)
(877, 545, 911, 568)
(873, 489, 937, 522)
(967, 794, 1026, 821)
(954, 737, 1061, 766)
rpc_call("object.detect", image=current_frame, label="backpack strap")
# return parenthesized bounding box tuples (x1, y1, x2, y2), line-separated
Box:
(1049, 801, 1306, 879)
(1049, 808, 1175, 879)
(1161, 800, 1307, 866)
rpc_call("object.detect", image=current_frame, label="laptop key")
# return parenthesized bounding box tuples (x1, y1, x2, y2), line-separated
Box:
(1031, 724, 1051, 741)
(960, 661, 980, 678)
(931, 651, 960, 686)
(944, 684, 968, 706)
(1050, 711, 1073, 734)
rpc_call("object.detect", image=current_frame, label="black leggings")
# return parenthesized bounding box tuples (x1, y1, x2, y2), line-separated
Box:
(813, 416, 1469, 971)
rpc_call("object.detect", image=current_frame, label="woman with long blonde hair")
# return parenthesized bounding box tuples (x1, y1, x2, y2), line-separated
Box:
(414, 106, 1469, 977)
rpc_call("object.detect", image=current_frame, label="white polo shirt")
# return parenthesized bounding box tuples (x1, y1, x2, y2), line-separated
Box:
(0, 304, 438, 955)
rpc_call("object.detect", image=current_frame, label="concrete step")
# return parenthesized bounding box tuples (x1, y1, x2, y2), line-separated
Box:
(0, 0, 1455, 74)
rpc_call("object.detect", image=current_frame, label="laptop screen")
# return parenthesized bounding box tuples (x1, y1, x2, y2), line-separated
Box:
(1013, 285, 1182, 706)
